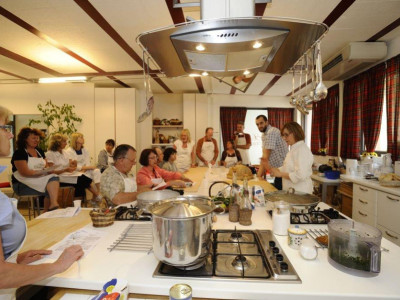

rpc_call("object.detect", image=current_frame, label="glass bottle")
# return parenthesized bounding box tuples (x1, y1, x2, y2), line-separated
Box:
(229, 171, 239, 222)
(239, 177, 252, 226)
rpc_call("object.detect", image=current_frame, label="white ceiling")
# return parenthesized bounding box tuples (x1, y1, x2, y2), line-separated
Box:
(0, 0, 399, 96)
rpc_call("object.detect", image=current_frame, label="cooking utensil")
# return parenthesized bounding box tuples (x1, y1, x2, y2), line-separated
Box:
(314, 42, 328, 101)
(149, 195, 215, 268)
(136, 190, 180, 212)
(265, 188, 320, 213)
(328, 220, 382, 275)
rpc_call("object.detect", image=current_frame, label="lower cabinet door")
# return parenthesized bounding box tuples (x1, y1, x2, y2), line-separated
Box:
(377, 224, 400, 247)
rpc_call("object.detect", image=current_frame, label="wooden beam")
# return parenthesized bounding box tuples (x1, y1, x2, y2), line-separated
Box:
(259, 75, 281, 95)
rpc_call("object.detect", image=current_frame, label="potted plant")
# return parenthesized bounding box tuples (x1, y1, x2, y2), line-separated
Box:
(28, 100, 82, 150)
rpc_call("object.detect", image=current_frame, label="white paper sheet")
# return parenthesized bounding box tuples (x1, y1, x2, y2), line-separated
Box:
(36, 206, 81, 219)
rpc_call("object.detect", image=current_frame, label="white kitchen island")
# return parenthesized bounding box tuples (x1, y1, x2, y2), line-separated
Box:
(21, 168, 400, 300)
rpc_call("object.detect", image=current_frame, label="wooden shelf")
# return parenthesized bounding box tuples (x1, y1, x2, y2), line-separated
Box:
(153, 125, 183, 128)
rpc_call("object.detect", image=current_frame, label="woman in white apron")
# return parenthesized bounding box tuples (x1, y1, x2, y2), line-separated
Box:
(11, 127, 60, 211)
(0, 106, 83, 298)
(173, 129, 195, 172)
(97, 139, 115, 172)
(220, 140, 242, 168)
(46, 133, 97, 199)
(65, 133, 102, 201)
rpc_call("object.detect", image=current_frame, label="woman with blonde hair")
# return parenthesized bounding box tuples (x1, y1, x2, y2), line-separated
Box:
(46, 133, 100, 202)
(173, 128, 196, 172)
(65, 133, 102, 198)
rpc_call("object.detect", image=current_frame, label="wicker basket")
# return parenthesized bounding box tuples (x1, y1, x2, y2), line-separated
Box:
(90, 208, 116, 227)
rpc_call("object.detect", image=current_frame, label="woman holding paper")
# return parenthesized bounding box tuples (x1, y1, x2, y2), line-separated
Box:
(0, 106, 83, 297)
(136, 148, 191, 190)
(11, 127, 60, 212)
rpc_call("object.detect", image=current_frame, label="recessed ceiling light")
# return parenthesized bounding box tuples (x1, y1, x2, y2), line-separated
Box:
(189, 73, 201, 77)
(253, 41, 262, 49)
(243, 70, 250, 75)
(38, 76, 87, 83)
(201, 71, 209, 76)
(196, 44, 205, 51)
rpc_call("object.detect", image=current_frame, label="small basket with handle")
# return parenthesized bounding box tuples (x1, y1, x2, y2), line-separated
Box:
(90, 208, 116, 227)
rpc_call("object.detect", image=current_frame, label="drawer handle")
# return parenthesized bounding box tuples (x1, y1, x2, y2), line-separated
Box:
(359, 187, 368, 192)
(358, 211, 367, 217)
(358, 199, 368, 204)
(386, 196, 400, 202)
(385, 231, 399, 239)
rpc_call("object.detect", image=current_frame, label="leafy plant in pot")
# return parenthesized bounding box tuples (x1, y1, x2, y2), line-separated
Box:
(28, 100, 82, 151)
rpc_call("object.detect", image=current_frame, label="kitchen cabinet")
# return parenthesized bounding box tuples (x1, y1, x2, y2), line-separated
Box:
(377, 191, 400, 246)
(352, 183, 377, 227)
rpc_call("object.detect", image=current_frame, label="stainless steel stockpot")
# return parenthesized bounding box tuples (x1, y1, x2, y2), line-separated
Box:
(265, 187, 320, 213)
(148, 195, 214, 268)
(136, 190, 180, 212)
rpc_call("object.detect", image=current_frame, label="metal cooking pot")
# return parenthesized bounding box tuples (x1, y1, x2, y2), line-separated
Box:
(148, 195, 214, 268)
(136, 190, 180, 212)
(265, 188, 320, 213)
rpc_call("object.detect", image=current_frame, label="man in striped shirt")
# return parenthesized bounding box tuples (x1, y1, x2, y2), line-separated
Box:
(255, 115, 288, 190)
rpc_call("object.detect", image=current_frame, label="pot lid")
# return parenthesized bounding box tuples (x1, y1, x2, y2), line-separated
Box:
(149, 196, 214, 219)
(328, 219, 382, 240)
(265, 188, 320, 206)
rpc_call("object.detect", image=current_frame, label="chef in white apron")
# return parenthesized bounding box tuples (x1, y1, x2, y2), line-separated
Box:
(13, 149, 57, 193)
(196, 127, 219, 167)
(173, 129, 196, 172)
(234, 122, 251, 165)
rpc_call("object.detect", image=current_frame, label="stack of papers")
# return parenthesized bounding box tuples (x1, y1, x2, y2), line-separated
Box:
(36, 206, 81, 219)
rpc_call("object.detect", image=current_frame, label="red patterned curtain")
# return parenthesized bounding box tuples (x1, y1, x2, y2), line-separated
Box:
(386, 54, 400, 160)
(220, 107, 247, 150)
(362, 63, 385, 152)
(341, 77, 362, 159)
(311, 84, 339, 155)
(267, 108, 294, 130)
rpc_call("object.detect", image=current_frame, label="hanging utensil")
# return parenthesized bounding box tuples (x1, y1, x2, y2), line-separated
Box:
(303, 53, 314, 109)
(314, 42, 328, 101)
(289, 69, 297, 106)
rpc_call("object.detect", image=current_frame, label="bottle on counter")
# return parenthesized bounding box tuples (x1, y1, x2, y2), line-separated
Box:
(239, 177, 252, 226)
(272, 201, 290, 236)
(229, 171, 239, 222)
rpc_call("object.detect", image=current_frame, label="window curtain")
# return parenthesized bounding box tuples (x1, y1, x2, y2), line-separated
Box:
(341, 77, 362, 159)
(311, 84, 339, 155)
(362, 63, 385, 153)
(267, 108, 294, 130)
(386, 54, 400, 160)
(220, 107, 247, 151)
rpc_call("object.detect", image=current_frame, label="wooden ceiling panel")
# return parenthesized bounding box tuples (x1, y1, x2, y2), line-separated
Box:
(0, 55, 52, 79)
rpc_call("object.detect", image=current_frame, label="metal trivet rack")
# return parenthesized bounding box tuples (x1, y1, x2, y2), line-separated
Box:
(108, 223, 153, 252)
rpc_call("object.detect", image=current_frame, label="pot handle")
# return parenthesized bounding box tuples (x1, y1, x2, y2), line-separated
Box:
(369, 244, 381, 273)
(287, 187, 296, 194)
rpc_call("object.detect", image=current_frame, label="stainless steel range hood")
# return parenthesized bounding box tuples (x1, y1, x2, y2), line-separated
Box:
(137, 0, 327, 77)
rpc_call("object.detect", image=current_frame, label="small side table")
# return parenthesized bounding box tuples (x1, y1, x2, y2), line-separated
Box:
(311, 174, 340, 203)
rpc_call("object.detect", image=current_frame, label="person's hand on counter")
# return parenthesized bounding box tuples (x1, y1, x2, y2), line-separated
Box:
(168, 180, 186, 188)
(181, 175, 193, 183)
(54, 245, 84, 273)
(17, 249, 52, 265)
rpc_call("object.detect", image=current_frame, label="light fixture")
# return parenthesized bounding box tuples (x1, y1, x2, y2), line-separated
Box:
(195, 44, 205, 51)
(253, 41, 262, 49)
(38, 76, 87, 83)
(201, 71, 209, 76)
(243, 70, 250, 75)
(189, 73, 201, 77)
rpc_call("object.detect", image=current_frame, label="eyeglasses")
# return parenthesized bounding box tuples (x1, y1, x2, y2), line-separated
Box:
(282, 132, 292, 137)
(148, 156, 158, 160)
(0, 125, 13, 133)
(124, 157, 136, 163)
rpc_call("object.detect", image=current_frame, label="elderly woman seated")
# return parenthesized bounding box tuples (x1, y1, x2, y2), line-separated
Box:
(137, 148, 192, 190)
(11, 127, 60, 212)
(46, 133, 101, 203)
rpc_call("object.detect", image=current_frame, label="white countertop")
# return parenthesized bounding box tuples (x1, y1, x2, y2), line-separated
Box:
(34, 204, 400, 300)
(341, 174, 400, 196)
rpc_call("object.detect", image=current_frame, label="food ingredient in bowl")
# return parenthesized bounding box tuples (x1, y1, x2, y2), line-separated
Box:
(316, 235, 329, 246)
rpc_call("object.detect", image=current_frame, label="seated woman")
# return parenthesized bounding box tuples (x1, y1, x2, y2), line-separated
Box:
(269, 122, 314, 194)
(161, 148, 178, 172)
(97, 139, 115, 173)
(0, 105, 83, 296)
(65, 133, 102, 198)
(137, 149, 192, 190)
(46, 133, 100, 202)
(11, 127, 60, 212)
(220, 140, 242, 168)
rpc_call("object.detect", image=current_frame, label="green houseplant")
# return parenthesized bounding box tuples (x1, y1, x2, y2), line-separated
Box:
(28, 100, 82, 150)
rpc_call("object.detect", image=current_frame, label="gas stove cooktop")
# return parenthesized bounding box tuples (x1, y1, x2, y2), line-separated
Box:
(153, 229, 301, 283)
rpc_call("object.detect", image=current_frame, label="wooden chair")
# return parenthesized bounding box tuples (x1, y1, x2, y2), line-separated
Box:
(11, 191, 41, 220)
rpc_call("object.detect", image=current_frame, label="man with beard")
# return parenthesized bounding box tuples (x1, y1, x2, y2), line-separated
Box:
(255, 115, 288, 190)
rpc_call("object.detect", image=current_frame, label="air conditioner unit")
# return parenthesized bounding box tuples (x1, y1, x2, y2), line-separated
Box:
(322, 42, 387, 80)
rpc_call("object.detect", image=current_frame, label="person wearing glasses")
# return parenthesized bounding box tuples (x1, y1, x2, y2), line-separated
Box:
(100, 144, 148, 206)
(268, 122, 314, 194)
(255, 115, 288, 190)
(65, 133, 102, 203)
(137, 148, 192, 190)
(0, 105, 83, 297)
